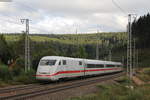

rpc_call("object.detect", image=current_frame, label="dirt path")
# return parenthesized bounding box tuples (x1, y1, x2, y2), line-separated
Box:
(132, 76, 145, 85)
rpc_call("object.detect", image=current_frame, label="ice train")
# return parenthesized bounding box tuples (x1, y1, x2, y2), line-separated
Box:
(36, 56, 123, 81)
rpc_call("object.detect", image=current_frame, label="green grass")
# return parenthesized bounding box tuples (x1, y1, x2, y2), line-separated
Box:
(30, 36, 53, 42)
(4, 35, 20, 41)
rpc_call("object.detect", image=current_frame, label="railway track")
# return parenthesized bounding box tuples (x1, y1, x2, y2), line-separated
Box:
(0, 84, 44, 94)
(0, 82, 57, 95)
(0, 72, 124, 100)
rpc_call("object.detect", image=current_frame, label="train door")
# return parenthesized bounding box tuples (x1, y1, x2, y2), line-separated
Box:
(83, 60, 86, 76)
(77, 60, 84, 77)
(61, 59, 67, 78)
(83, 60, 88, 76)
(65, 59, 73, 78)
(57, 59, 63, 79)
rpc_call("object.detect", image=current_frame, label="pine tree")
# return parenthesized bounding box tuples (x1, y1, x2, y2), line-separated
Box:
(132, 13, 150, 48)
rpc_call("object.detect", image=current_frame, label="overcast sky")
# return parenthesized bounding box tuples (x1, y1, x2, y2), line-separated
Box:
(0, 0, 149, 34)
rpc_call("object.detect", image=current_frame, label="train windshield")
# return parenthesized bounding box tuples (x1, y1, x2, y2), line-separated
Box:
(40, 60, 56, 66)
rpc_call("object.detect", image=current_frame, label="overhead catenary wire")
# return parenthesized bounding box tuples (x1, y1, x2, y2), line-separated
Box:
(112, 0, 127, 15)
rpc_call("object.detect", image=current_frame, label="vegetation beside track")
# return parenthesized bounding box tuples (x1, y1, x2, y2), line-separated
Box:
(68, 76, 150, 100)
(136, 68, 150, 82)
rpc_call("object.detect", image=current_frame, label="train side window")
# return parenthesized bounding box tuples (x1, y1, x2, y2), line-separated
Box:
(79, 61, 82, 65)
(87, 64, 105, 68)
(87, 64, 95, 68)
(96, 64, 104, 68)
(63, 60, 66, 65)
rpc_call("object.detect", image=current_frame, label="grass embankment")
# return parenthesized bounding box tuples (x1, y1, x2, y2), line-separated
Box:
(136, 67, 150, 82)
(0, 64, 37, 87)
(68, 76, 150, 100)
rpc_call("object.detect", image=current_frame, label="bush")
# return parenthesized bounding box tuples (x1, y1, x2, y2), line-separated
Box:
(0, 64, 12, 81)
(11, 66, 22, 77)
(0, 63, 37, 84)
(13, 68, 37, 84)
(14, 57, 25, 69)
(0, 81, 8, 87)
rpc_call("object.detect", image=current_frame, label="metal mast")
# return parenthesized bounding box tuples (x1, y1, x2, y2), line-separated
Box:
(127, 14, 133, 79)
(96, 30, 99, 60)
(127, 14, 137, 78)
(21, 19, 30, 72)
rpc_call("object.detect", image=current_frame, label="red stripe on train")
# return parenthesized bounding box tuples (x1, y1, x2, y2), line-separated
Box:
(36, 68, 121, 77)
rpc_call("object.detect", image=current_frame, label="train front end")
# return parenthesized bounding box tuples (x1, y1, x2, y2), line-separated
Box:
(36, 56, 59, 81)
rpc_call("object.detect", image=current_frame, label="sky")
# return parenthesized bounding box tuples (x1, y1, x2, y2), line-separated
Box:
(0, 0, 149, 34)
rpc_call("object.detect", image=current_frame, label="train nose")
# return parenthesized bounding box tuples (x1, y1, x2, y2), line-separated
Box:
(36, 66, 55, 80)
(38, 66, 51, 73)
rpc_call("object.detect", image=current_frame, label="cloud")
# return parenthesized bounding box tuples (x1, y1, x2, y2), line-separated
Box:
(0, 0, 150, 34)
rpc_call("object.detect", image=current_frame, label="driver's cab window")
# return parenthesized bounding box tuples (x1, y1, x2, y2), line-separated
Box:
(40, 60, 56, 66)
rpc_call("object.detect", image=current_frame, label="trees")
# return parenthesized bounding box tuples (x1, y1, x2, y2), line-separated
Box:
(75, 45, 87, 58)
(0, 35, 12, 64)
(132, 13, 150, 48)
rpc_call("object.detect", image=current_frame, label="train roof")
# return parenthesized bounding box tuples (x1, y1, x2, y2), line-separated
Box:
(41, 56, 78, 60)
(41, 56, 122, 65)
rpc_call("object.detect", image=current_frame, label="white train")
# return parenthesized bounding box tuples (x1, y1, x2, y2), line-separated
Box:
(36, 56, 123, 81)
